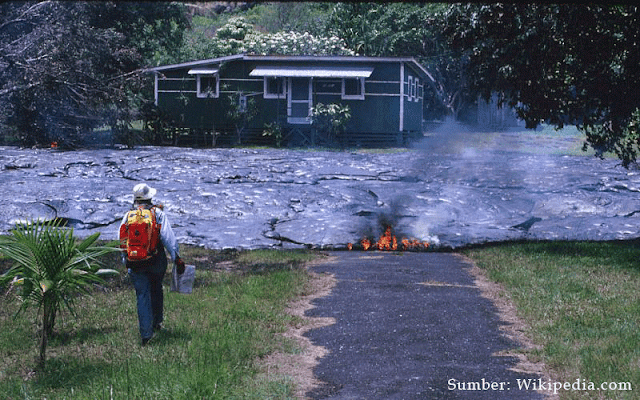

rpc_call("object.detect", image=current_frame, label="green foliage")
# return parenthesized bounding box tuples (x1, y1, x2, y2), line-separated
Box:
(0, 220, 119, 369)
(179, 15, 354, 60)
(262, 122, 284, 148)
(0, 2, 188, 147)
(225, 91, 258, 145)
(311, 103, 352, 143)
(246, 2, 333, 36)
(87, 2, 189, 67)
(444, 4, 640, 167)
(327, 3, 455, 119)
(138, 102, 179, 147)
(177, 14, 230, 62)
(0, 248, 317, 398)
(326, 3, 388, 55)
(582, 108, 640, 165)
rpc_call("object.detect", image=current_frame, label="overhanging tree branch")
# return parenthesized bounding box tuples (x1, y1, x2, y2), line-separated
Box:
(0, 82, 40, 97)
(0, 1, 189, 146)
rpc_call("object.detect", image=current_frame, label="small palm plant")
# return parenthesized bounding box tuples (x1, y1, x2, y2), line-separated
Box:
(0, 220, 119, 369)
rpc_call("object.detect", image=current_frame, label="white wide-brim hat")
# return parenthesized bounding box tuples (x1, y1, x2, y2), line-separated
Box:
(133, 183, 156, 201)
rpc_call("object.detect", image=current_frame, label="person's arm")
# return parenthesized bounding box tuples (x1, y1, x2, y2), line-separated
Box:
(156, 209, 179, 262)
(155, 208, 185, 273)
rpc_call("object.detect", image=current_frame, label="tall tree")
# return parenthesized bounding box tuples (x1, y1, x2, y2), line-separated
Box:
(0, 1, 188, 147)
(86, 2, 188, 67)
(444, 4, 640, 166)
(326, 3, 457, 120)
(247, 2, 333, 36)
(326, 3, 390, 56)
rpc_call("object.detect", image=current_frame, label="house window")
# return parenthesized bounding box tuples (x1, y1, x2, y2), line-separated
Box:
(315, 79, 341, 94)
(342, 77, 365, 100)
(196, 74, 219, 98)
(412, 77, 418, 101)
(264, 77, 286, 99)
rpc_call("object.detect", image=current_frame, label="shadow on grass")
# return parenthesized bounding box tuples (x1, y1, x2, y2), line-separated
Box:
(34, 357, 113, 390)
(34, 328, 192, 391)
(51, 326, 119, 346)
(153, 327, 192, 346)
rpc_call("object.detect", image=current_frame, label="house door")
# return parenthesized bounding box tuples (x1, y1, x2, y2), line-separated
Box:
(288, 77, 312, 124)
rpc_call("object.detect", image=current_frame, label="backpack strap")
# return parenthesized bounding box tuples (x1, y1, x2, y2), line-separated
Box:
(149, 205, 162, 230)
(148, 205, 161, 254)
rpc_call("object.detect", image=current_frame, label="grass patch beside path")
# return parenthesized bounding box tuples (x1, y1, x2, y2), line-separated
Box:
(0, 246, 321, 399)
(462, 240, 640, 399)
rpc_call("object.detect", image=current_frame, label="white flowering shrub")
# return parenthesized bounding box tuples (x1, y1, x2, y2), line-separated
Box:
(206, 17, 354, 57)
(242, 31, 355, 56)
(214, 17, 254, 55)
(179, 16, 355, 62)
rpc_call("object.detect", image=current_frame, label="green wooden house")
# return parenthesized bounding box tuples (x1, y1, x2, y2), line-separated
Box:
(146, 54, 435, 147)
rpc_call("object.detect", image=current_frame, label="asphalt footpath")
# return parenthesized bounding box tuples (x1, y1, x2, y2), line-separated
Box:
(304, 251, 546, 400)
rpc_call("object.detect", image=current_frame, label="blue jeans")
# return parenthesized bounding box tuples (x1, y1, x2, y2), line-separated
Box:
(129, 253, 167, 340)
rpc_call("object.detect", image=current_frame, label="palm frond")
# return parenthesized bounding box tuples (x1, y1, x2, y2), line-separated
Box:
(1, 218, 121, 362)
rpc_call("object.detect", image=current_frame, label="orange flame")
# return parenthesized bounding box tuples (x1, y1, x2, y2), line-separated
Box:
(348, 226, 429, 251)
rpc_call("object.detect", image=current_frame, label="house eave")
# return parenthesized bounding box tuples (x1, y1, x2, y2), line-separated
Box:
(144, 54, 245, 73)
(250, 65, 374, 78)
(145, 53, 432, 81)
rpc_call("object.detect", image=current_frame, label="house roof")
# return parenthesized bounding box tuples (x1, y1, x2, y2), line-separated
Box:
(146, 53, 435, 83)
(146, 54, 244, 73)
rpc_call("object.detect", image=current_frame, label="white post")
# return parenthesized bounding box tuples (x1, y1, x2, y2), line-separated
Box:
(399, 63, 405, 132)
(154, 72, 159, 106)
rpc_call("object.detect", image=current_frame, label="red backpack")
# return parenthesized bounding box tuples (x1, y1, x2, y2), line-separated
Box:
(119, 206, 161, 263)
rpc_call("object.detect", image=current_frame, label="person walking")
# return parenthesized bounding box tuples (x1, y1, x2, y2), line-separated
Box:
(119, 183, 185, 345)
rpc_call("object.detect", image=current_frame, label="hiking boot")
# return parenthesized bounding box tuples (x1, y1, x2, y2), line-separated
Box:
(141, 333, 154, 346)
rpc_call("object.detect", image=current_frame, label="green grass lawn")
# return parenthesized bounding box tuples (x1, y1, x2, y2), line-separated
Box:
(3, 240, 640, 399)
(463, 240, 640, 400)
(0, 247, 320, 399)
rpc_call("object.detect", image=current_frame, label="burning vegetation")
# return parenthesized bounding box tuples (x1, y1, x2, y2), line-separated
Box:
(348, 226, 429, 251)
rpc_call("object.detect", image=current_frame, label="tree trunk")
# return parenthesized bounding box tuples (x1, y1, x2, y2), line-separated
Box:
(38, 296, 57, 369)
(38, 308, 49, 370)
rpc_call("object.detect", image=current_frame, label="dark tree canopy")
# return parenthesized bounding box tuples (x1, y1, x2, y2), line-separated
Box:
(3, 1, 640, 163)
(444, 4, 640, 166)
(0, 1, 188, 147)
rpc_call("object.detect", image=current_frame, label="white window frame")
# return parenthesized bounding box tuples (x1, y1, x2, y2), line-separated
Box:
(196, 74, 219, 98)
(412, 77, 418, 102)
(264, 77, 287, 99)
(341, 77, 365, 100)
(408, 76, 414, 101)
